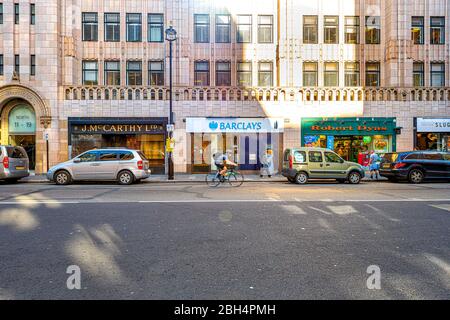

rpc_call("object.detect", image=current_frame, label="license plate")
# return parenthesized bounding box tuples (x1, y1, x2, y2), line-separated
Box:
(382, 163, 391, 169)
(15, 166, 25, 170)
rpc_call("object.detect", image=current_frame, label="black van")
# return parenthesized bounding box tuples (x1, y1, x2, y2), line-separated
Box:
(380, 151, 450, 183)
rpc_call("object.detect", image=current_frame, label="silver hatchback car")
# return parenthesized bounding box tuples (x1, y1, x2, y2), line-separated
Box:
(0, 145, 30, 182)
(47, 148, 151, 185)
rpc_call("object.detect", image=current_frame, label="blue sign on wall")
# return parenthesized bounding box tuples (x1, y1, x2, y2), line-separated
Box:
(327, 136, 335, 150)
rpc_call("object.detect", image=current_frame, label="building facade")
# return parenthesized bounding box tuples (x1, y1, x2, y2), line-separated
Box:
(0, 0, 449, 174)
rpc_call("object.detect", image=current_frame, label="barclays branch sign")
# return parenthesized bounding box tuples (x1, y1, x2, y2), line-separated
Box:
(186, 118, 284, 133)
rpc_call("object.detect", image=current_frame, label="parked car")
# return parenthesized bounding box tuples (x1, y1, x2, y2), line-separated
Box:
(282, 147, 366, 184)
(0, 145, 30, 183)
(380, 151, 450, 183)
(47, 148, 151, 185)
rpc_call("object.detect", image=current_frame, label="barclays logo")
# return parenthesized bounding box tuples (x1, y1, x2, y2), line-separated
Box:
(209, 121, 219, 130)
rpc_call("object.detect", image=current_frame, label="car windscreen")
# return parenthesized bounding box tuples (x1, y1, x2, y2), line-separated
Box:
(6, 147, 27, 159)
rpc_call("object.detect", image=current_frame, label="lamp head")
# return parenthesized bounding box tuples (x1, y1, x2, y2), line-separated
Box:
(165, 26, 177, 42)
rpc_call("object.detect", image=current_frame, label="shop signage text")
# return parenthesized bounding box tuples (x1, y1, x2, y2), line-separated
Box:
(72, 124, 164, 134)
(417, 118, 450, 133)
(311, 125, 388, 132)
(186, 118, 284, 133)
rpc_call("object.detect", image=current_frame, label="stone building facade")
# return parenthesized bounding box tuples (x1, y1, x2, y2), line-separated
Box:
(0, 0, 449, 174)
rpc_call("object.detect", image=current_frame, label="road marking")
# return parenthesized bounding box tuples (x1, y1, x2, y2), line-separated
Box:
(430, 204, 450, 212)
(0, 199, 448, 205)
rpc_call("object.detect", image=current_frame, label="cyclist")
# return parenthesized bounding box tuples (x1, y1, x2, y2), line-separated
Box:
(213, 152, 238, 179)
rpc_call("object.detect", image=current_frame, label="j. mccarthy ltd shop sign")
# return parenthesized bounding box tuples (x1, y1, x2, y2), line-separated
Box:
(186, 118, 285, 133)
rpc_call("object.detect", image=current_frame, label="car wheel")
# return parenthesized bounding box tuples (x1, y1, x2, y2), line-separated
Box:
(55, 170, 72, 185)
(408, 169, 424, 184)
(295, 172, 308, 185)
(348, 171, 362, 184)
(118, 170, 134, 185)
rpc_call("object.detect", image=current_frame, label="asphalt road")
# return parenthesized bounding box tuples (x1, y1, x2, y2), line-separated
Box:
(0, 181, 449, 300)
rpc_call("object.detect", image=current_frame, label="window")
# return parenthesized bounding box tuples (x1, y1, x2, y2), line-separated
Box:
(237, 61, 252, 87)
(99, 152, 118, 161)
(30, 55, 35, 76)
(405, 153, 422, 160)
(365, 62, 380, 87)
(293, 151, 306, 163)
(148, 61, 164, 86)
(0, 3, 3, 24)
(127, 61, 142, 85)
(104, 13, 120, 42)
(303, 62, 318, 86)
(216, 14, 231, 43)
(365, 16, 380, 44)
(345, 62, 360, 86)
(303, 16, 318, 44)
(82, 13, 98, 41)
(237, 15, 252, 43)
(413, 62, 424, 87)
(104, 61, 120, 86)
(430, 62, 445, 86)
(194, 14, 210, 43)
(258, 15, 273, 43)
(309, 151, 323, 163)
(194, 61, 210, 86)
(430, 17, 445, 44)
(126, 13, 142, 42)
(345, 16, 359, 44)
(216, 61, 231, 86)
(411, 16, 424, 45)
(148, 14, 164, 42)
(14, 3, 20, 24)
(258, 62, 273, 87)
(324, 62, 339, 87)
(324, 16, 339, 44)
(119, 152, 134, 160)
(30, 3, 35, 25)
(78, 151, 97, 162)
(82, 61, 98, 85)
(0, 55, 3, 76)
(325, 152, 342, 163)
(423, 153, 443, 161)
(14, 55, 19, 74)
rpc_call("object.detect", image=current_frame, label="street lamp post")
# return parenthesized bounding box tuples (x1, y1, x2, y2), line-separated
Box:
(165, 26, 177, 180)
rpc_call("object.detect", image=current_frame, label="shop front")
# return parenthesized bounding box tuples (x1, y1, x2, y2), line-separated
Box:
(68, 117, 167, 174)
(301, 117, 398, 166)
(186, 117, 284, 173)
(415, 118, 449, 152)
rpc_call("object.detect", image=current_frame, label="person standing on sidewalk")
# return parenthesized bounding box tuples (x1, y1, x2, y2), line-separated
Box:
(369, 151, 381, 180)
(260, 148, 275, 178)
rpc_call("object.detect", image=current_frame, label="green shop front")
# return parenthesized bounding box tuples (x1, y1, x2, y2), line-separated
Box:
(301, 118, 398, 166)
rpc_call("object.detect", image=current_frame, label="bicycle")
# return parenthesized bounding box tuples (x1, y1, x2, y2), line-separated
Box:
(205, 166, 244, 187)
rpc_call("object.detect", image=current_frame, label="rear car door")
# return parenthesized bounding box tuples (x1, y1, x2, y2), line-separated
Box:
(6, 146, 29, 175)
(97, 151, 120, 180)
(308, 151, 325, 178)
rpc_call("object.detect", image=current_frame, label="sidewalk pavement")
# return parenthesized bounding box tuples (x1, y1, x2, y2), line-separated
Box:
(20, 171, 387, 184)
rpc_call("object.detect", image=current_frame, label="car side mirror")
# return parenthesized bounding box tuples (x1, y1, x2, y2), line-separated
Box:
(73, 158, 81, 163)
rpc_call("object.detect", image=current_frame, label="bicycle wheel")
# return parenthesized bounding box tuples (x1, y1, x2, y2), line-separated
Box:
(206, 173, 221, 187)
(228, 172, 244, 187)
